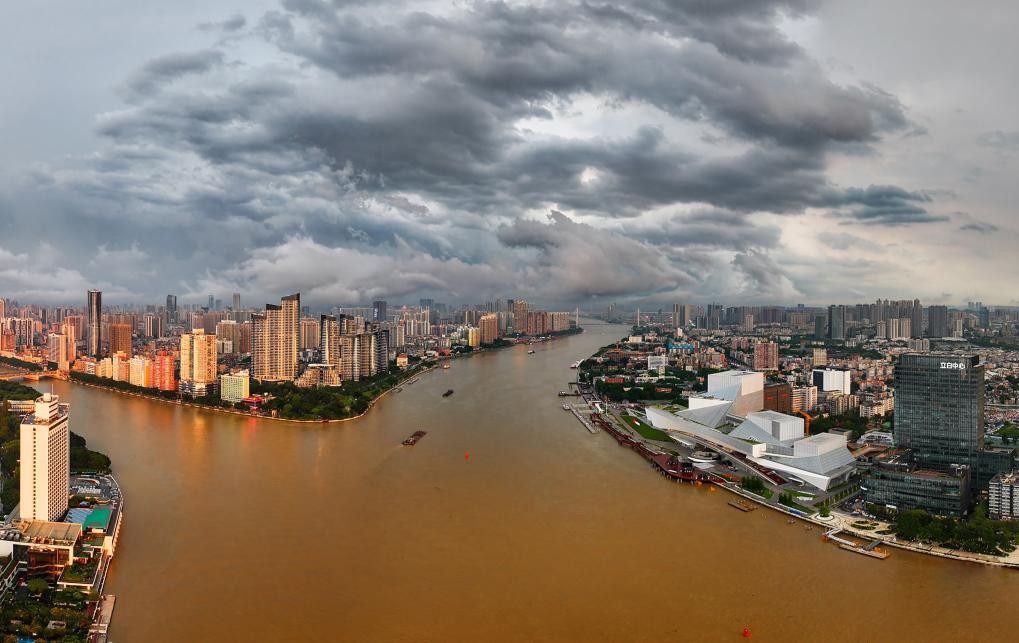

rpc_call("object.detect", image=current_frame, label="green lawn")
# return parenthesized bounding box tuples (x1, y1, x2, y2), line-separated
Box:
(623, 415, 673, 442)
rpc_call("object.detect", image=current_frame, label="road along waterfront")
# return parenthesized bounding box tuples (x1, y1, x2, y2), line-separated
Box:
(39, 322, 1019, 641)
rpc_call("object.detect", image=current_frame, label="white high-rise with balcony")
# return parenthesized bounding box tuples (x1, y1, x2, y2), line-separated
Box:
(20, 393, 70, 521)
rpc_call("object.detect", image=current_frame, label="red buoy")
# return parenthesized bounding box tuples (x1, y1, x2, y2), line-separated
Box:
(465, 452, 470, 461)
(742, 627, 752, 638)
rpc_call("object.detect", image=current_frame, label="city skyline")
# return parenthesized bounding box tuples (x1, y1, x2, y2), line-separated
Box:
(2, 1, 1018, 306)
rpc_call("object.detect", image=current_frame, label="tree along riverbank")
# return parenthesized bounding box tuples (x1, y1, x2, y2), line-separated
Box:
(67, 327, 582, 422)
(69, 363, 436, 423)
(0, 380, 112, 518)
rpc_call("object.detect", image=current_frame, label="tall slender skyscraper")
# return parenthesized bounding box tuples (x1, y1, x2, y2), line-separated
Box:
(513, 300, 528, 334)
(927, 305, 949, 338)
(232, 292, 241, 311)
(180, 329, 218, 396)
(86, 289, 102, 358)
(372, 300, 388, 323)
(827, 304, 845, 341)
(166, 294, 177, 325)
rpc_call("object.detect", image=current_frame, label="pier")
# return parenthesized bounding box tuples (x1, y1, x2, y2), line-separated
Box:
(824, 528, 889, 559)
(566, 404, 598, 434)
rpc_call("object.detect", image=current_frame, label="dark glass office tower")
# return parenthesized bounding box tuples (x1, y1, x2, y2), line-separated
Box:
(827, 304, 846, 340)
(895, 353, 983, 470)
(927, 305, 950, 338)
(166, 294, 177, 324)
(86, 289, 102, 358)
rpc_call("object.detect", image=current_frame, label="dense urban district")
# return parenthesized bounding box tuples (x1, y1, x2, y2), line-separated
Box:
(0, 292, 579, 421)
(568, 301, 1019, 564)
(0, 379, 120, 642)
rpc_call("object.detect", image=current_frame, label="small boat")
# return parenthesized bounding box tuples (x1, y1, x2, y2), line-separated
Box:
(527, 349, 536, 354)
(562, 404, 571, 411)
(441, 362, 451, 369)
(403, 431, 427, 446)
(442, 389, 454, 397)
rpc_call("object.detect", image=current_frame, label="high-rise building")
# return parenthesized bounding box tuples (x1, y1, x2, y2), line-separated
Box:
(143, 312, 164, 339)
(513, 300, 528, 334)
(526, 310, 548, 336)
(812, 368, 851, 395)
(20, 393, 70, 522)
(323, 322, 390, 382)
(791, 386, 818, 413)
(864, 353, 989, 517)
(672, 303, 694, 328)
(47, 333, 69, 368)
(895, 353, 983, 471)
(479, 313, 499, 344)
(827, 305, 845, 341)
(812, 348, 827, 367)
(129, 356, 153, 387)
(59, 321, 77, 363)
(180, 329, 218, 396)
(813, 315, 827, 340)
(252, 294, 300, 382)
(87, 289, 102, 358)
(763, 382, 792, 414)
(927, 305, 949, 338)
(372, 300, 388, 323)
(978, 307, 990, 329)
(153, 350, 177, 391)
(220, 370, 250, 403)
(753, 341, 778, 371)
(8, 318, 33, 349)
(300, 318, 321, 350)
(989, 472, 1019, 520)
(208, 295, 215, 311)
(215, 320, 251, 354)
(166, 294, 177, 325)
(232, 293, 241, 311)
(320, 315, 343, 371)
(108, 323, 133, 357)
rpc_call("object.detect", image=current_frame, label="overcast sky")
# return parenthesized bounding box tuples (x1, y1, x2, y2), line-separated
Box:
(1, 0, 1016, 308)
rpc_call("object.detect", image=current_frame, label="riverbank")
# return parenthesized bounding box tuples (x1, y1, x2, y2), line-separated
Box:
(603, 408, 1019, 568)
(580, 340, 1019, 571)
(68, 364, 439, 425)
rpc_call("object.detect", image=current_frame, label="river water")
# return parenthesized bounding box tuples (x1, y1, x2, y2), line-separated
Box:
(33, 324, 1019, 641)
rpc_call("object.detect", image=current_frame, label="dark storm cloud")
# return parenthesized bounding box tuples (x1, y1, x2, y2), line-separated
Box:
(628, 209, 782, 250)
(825, 185, 948, 226)
(583, 0, 820, 66)
(1, 0, 950, 305)
(264, 0, 908, 149)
